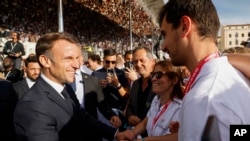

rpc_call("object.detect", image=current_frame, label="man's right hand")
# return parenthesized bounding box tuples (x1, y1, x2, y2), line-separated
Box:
(128, 115, 142, 126)
(124, 68, 138, 81)
(115, 130, 135, 141)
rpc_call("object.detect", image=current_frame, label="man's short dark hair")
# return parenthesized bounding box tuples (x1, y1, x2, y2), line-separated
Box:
(24, 54, 38, 67)
(103, 48, 116, 57)
(133, 47, 154, 59)
(35, 32, 80, 67)
(158, 0, 220, 42)
(124, 50, 133, 58)
(88, 53, 101, 64)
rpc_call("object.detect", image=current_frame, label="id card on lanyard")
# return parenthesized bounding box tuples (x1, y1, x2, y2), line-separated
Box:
(184, 52, 220, 94)
(151, 100, 171, 135)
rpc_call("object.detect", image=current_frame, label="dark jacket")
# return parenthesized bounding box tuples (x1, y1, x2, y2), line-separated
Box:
(13, 78, 29, 99)
(0, 79, 18, 141)
(14, 76, 117, 141)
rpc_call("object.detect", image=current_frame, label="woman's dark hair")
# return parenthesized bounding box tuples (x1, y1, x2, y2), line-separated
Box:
(155, 60, 184, 100)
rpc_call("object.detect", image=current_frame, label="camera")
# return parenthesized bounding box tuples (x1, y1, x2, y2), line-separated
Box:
(124, 61, 134, 69)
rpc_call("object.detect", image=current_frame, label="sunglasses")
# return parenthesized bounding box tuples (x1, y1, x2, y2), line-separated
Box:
(150, 71, 167, 79)
(105, 60, 116, 64)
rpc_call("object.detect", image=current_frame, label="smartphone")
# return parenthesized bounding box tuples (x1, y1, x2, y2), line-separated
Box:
(124, 61, 134, 69)
(107, 68, 116, 76)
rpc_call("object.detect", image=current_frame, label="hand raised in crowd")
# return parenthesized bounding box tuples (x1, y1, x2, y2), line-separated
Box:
(169, 121, 180, 133)
(115, 130, 135, 141)
(124, 67, 138, 81)
(127, 115, 142, 126)
(110, 115, 122, 128)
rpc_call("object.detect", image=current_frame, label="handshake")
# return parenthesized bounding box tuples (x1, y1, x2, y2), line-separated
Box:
(115, 130, 138, 141)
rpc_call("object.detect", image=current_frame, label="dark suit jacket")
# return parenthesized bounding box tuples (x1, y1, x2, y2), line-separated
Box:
(14, 76, 117, 141)
(5, 68, 24, 83)
(13, 78, 29, 99)
(126, 77, 156, 120)
(0, 79, 18, 141)
(81, 72, 103, 118)
(81, 72, 117, 141)
(81, 72, 115, 120)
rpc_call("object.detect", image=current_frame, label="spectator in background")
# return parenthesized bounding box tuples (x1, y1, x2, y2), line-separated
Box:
(13, 54, 41, 99)
(71, 50, 122, 141)
(3, 31, 25, 70)
(159, 0, 250, 141)
(124, 50, 139, 83)
(2, 56, 23, 83)
(0, 27, 9, 38)
(124, 50, 133, 63)
(92, 48, 130, 131)
(125, 47, 156, 138)
(87, 53, 102, 71)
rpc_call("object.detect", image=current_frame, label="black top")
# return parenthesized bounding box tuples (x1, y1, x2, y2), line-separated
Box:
(137, 78, 152, 119)
(3, 41, 25, 58)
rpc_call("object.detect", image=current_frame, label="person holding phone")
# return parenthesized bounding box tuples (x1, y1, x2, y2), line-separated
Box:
(124, 50, 139, 86)
(92, 48, 130, 131)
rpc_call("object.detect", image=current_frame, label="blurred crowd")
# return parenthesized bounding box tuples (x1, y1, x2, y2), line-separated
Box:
(0, 0, 160, 52)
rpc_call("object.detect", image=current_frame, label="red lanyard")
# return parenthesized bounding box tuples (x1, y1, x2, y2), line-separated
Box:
(152, 100, 171, 129)
(184, 52, 219, 94)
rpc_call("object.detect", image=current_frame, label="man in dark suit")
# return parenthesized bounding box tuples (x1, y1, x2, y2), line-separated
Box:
(13, 54, 41, 99)
(0, 78, 18, 141)
(72, 53, 123, 141)
(14, 32, 134, 141)
(125, 47, 156, 137)
(73, 68, 121, 141)
(3, 31, 25, 70)
(92, 48, 130, 132)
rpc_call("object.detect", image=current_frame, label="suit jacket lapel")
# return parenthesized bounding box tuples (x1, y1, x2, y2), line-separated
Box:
(37, 77, 73, 115)
(23, 80, 29, 91)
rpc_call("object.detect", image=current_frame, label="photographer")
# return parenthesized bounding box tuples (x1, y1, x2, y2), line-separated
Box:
(3, 31, 25, 70)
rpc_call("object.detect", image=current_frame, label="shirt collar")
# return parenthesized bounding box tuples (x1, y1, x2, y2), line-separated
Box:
(25, 77, 36, 88)
(40, 73, 64, 94)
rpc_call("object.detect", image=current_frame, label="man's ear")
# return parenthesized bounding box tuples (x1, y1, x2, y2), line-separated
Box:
(180, 16, 192, 37)
(39, 55, 50, 68)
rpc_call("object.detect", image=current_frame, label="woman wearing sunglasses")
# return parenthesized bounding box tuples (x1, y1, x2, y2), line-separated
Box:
(127, 60, 183, 141)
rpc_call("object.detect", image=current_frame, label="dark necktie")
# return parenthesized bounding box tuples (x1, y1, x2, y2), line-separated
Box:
(61, 87, 75, 112)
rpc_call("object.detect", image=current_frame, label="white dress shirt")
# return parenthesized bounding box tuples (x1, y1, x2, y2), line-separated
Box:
(179, 56, 250, 141)
(25, 77, 36, 88)
(40, 73, 64, 99)
(74, 69, 85, 108)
